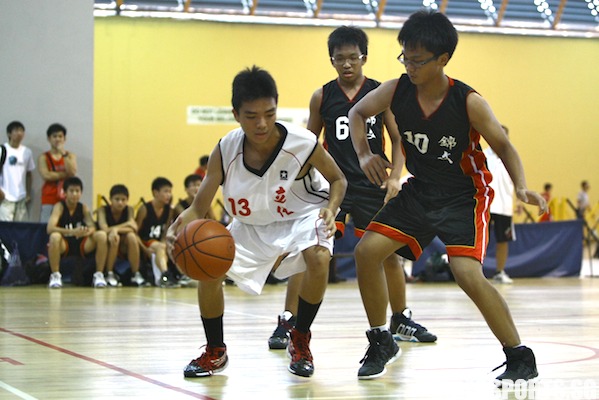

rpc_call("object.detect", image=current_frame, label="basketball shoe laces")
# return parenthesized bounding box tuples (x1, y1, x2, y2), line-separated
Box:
(192, 345, 227, 373)
(291, 331, 313, 362)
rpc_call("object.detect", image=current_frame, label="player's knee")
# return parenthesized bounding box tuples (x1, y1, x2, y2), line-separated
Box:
(48, 232, 62, 246)
(354, 239, 373, 263)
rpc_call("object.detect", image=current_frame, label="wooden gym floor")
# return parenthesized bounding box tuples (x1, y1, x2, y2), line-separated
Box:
(1, 265, 599, 400)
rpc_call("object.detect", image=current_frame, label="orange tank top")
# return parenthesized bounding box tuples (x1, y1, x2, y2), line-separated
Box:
(41, 152, 66, 205)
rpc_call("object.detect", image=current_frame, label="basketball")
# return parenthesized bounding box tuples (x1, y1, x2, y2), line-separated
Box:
(173, 219, 235, 281)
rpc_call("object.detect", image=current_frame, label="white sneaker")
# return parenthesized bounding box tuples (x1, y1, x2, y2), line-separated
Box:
(131, 271, 145, 286)
(93, 272, 107, 288)
(106, 272, 119, 286)
(493, 270, 513, 284)
(48, 272, 63, 289)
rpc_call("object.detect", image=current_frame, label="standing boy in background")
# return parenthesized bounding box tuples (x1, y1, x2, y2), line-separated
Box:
(485, 125, 515, 284)
(0, 121, 35, 222)
(348, 10, 546, 383)
(96, 184, 145, 286)
(47, 177, 108, 289)
(268, 26, 436, 352)
(136, 177, 178, 287)
(194, 155, 209, 179)
(38, 123, 77, 223)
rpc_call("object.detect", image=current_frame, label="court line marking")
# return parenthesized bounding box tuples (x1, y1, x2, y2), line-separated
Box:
(0, 380, 38, 400)
(0, 326, 215, 400)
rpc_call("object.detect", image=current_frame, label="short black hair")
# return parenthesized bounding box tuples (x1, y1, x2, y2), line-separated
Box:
(398, 10, 458, 60)
(64, 176, 83, 192)
(184, 174, 202, 188)
(152, 177, 172, 192)
(199, 155, 209, 166)
(544, 183, 552, 191)
(231, 66, 278, 112)
(327, 26, 368, 57)
(110, 184, 129, 198)
(47, 123, 67, 138)
(6, 121, 25, 135)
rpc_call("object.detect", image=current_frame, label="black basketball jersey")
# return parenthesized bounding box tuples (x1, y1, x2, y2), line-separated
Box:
(58, 201, 85, 229)
(321, 78, 388, 191)
(391, 74, 491, 193)
(103, 205, 129, 227)
(177, 199, 190, 210)
(138, 202, 170, 241)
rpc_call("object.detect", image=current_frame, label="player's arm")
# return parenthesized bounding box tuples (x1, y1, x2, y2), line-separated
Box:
(63, 152, 77, 177)
(381, 107, 405, 204)
(81, 205, 96, 236)
(468, 93, 547, 215)
(306, 88, 324, 138)
(307, 143, 347, 237)
(168, 144, 222, 239)
(46, 203, 75, 236)
(96, 206, 109, 231)
(37, 154, 66, 182)
(119, 206, 138, 232)
(349, 79, 397, 186)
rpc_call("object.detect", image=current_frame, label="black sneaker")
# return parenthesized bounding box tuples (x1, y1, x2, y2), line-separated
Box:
(390, 308, 437, 343)
(493, 346, 538, 387)
(287, 329, 314, 377)
(268, 312, 296, 350)
(358, 329, 401, 380)
(184, 345, 228, 378)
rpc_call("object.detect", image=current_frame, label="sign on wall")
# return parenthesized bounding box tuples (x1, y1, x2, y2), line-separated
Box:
(187, 106, 309, 127)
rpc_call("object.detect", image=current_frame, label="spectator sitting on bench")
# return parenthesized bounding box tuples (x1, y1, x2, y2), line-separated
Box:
(46, 177, 107, 289)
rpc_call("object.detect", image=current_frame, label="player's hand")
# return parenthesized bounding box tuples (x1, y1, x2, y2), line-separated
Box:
(516, 189, 548, 216)
(381, 176, 401, 204)
(166, 217, 182, 260)
(74, 226, 89, 238)
(319, 208, 337, 239)
(108, 229, 119, 244)
(359, 153, 391, 187)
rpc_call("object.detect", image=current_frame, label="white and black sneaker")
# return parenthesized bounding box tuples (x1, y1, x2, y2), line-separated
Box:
(390, 308, 437, 342)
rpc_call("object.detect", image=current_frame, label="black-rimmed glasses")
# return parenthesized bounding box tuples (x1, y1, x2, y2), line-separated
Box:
(397, 53, 438, 68)
(331, 54, 365, 66)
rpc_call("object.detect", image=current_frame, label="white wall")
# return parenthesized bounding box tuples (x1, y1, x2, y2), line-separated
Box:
(0, 0, 94, 220)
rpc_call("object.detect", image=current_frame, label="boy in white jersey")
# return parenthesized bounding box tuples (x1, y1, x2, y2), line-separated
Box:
(167, 66, 347, 378)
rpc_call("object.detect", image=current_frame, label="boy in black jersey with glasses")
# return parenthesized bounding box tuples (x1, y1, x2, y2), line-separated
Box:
(348, 10, 546, 384)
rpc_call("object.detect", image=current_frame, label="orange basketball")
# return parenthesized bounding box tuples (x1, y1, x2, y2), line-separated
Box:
(173, 219, 235, 281)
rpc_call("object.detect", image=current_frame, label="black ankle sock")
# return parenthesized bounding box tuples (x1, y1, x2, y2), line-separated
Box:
(202, 315, 224, 347)
(295, 297, 322, 334)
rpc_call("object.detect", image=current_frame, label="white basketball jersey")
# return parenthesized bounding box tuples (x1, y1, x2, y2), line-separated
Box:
(219, 121, 330, 226)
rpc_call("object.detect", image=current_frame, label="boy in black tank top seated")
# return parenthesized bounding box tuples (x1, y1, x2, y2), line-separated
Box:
(174, 174, 217, 220)
(135, 177, 178, 287)
(46, 176, 108, 289)
(96, 184, 144, 286)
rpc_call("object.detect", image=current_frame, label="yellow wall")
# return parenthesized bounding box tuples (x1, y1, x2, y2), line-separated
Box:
(94, 17, 599, 212)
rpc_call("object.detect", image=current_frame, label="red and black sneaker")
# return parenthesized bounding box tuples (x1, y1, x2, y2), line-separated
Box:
(183, 345, 228, 378)
(268, 311, 296, 350)
(287, 328, 314, 377)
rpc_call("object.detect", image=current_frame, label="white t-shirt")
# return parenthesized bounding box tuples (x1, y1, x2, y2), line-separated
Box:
(484, 147, 514, 216)
(0, 143, 36, 201)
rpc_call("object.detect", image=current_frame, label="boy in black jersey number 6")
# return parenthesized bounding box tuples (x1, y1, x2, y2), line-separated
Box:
(348, 10, 547, 385)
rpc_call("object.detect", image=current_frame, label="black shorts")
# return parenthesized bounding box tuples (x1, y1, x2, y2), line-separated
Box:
(490, 213, 515, 243)
(367, 179, 493, 262)
(335, 186, 386, 239)
(64, 236, 87, 257)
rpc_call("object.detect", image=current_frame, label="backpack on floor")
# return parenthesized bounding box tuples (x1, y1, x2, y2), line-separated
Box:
(0, 241, 30, 286)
